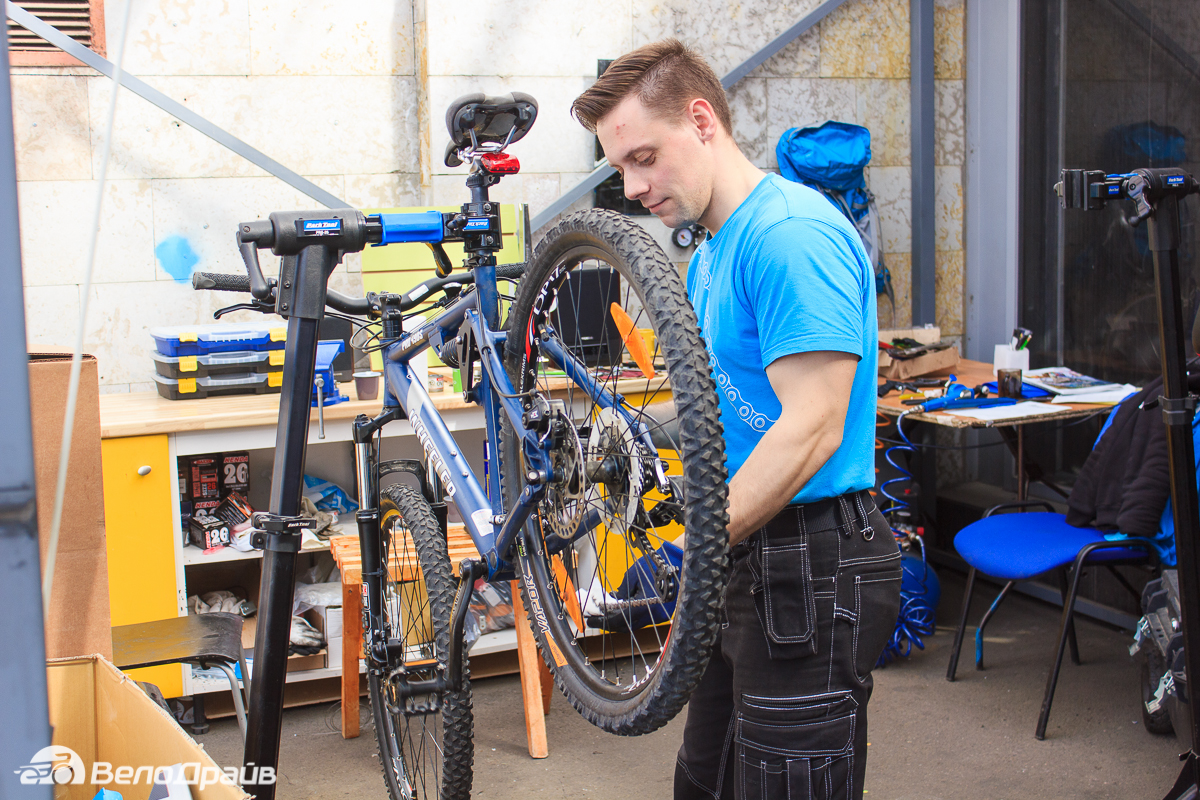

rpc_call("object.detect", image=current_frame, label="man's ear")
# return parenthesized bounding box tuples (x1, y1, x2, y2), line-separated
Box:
(687, 98, 720, 143)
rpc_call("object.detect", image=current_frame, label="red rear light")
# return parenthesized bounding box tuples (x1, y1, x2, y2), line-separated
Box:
(480, 153, 520, 174)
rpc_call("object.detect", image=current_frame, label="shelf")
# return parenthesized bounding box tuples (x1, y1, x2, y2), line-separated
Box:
(470, 627, 517, 656)
(189, 660, 367, 695)
(181, 524, 355, 566)
(187, 627, 520, 695)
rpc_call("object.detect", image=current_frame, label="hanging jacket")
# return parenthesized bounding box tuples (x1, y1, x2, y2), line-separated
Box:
(1067, 367, 1200, 536)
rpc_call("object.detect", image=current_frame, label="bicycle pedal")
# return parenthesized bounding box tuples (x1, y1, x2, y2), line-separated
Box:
(403, 697, 441, 716)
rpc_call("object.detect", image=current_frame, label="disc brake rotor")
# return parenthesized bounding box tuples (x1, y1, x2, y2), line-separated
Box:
(544, 411, 587, 540)
(585, 408, 644, 537)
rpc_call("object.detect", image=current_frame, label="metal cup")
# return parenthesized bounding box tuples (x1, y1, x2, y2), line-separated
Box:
(997, 368, 1023, 399)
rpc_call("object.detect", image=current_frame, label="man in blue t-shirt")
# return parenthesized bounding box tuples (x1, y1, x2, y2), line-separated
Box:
(573, 40, 901, 800)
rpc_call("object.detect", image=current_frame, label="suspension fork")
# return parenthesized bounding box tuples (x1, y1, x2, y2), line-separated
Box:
(353, 408, 403, 667)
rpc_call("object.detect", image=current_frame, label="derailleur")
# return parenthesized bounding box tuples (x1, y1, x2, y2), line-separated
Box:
(645, 475, 686, 529)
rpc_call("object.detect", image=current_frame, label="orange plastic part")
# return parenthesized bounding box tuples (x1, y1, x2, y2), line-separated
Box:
(610, 302, 657, 379)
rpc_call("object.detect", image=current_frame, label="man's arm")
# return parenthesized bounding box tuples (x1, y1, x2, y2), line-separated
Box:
(724, 350, 858, 545)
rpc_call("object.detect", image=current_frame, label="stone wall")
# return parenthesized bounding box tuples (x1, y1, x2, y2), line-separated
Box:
(13, 0, 965, 391)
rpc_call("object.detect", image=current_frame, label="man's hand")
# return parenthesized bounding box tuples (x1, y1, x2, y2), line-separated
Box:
(724, 350, 858, 545)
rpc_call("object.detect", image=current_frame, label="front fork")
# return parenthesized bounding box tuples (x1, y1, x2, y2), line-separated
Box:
(352, 414, 479, 696)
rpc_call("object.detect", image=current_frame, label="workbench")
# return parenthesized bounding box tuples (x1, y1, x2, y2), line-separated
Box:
(876, 357, 1116, 502)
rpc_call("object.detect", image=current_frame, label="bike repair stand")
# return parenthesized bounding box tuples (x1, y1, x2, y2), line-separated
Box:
(236, 212, 374, 800)
(1059, 168, 1200, 798)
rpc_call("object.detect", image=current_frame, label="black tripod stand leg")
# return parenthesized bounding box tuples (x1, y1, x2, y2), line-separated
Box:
(243, 316, 320, 798)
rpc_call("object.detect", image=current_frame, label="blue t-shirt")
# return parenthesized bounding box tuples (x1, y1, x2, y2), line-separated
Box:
(686, 173, 878, 504)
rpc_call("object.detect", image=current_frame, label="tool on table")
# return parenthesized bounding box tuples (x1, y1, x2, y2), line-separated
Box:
(900, 379, 1018, 413)
(882, 337, 953, 360)
(1011, 327, 1033, 351)
(878, 376, 946, 398)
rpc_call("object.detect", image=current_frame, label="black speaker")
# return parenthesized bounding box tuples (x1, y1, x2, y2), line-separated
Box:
(317, 316, 354, 381)
(553, 267, 622, 368)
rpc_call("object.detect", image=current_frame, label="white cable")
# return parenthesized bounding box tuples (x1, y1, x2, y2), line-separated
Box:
(42, 0, 134, 618)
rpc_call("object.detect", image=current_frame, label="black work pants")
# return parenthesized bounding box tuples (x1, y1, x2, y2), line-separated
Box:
(675, 490, 901, 800)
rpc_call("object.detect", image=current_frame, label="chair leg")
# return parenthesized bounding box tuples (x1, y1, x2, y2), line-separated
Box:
(947, 568, 977, 681)
(1057, 567, 1081, 666)
(191, 693, 209, 735)
(975, 581, 1014, 671)
(237, 650, 252, 713)
(213, 662, 248, 744)
(1037, 555, 1087, 740)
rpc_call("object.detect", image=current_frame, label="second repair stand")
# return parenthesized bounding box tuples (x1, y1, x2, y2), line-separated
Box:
(1059, 167, 1200, 799)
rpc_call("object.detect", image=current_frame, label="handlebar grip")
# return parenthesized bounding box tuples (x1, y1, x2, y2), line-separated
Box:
(192, 272, 252, 292)
(496, 262, 525, 281)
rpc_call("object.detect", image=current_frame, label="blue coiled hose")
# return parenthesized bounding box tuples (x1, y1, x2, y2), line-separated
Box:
(879, 410, 917, 528)
(876, 410, 940, 666)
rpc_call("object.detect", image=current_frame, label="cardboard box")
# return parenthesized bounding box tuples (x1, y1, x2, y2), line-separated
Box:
(44, 654, 249, 800)
(878, 326, 941, 370)
(312, 606, 345, 669)
(188, 454, 221, 501)
(326, 635, 343, 669)
(220, 451, 249, 497)
(28, 353, 112, 660)
(883, 344, 960, 380)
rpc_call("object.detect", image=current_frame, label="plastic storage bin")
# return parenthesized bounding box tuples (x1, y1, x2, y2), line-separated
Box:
(151, 348, 284, 379)
(150, 322, 286, 357)
(153, 371, 283, 400)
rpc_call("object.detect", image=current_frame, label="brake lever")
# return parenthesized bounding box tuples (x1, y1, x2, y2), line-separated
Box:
(213, 300, 275, 319)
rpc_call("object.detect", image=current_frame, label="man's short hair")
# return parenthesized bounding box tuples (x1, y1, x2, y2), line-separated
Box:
(571, 39, 732, 136)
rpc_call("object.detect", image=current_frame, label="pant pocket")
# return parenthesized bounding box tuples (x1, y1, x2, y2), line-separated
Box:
(736, 693, 856, 800)
(852, 566, 902, 680)
(750, 536, 817, 659)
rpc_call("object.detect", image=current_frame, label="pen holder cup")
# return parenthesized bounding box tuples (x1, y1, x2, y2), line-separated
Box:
(993, 344, 1030, 376)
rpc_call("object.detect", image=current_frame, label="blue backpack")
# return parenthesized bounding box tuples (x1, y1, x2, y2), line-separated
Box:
(776, 121, 893, 305)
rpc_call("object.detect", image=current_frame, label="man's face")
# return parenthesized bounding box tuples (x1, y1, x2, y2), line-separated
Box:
(596, 95, 713, 229)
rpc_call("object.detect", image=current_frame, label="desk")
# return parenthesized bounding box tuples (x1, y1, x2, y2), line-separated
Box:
(876, 357, 1114, 501)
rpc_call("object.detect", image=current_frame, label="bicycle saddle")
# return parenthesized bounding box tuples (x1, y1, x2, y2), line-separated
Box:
(445, 92, 538, 160)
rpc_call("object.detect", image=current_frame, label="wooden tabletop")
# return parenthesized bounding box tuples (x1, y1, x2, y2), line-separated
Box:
(876, 357, 1114, 428)
(99, 373, 669, 439)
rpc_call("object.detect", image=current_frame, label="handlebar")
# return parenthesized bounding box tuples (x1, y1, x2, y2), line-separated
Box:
(192, 261, 525, 317)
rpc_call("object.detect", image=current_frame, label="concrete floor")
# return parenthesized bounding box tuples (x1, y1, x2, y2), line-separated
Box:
(196, 574, 1185, 799)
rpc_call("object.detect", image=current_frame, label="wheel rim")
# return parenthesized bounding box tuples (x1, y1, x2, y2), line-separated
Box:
(514, 241, 688, 703)
(377, 506, 445, 800)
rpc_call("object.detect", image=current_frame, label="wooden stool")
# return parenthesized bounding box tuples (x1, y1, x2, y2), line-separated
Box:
(330, 524, 551, 757)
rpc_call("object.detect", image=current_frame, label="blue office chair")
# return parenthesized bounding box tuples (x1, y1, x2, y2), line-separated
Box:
(946, 501, 1156, 739)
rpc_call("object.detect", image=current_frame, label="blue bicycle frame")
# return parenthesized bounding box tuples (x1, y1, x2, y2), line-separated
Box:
(364, 233, 665, 580)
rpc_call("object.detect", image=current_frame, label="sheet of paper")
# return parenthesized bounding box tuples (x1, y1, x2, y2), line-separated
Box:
(944, 401, 1072, 422)
(1049, 384, 1138, 405)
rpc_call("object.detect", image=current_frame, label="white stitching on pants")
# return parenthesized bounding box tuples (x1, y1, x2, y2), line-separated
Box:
(715, 705, 735, 798)
(676, 757, 719, 800)
(763, 543, 809, 643)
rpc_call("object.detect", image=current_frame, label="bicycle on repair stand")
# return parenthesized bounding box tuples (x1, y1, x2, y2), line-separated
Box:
(193, 92, 729, 800)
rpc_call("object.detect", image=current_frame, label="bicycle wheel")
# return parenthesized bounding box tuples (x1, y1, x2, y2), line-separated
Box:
(369, 483, 473, 800)
(502, 209, 728, 735)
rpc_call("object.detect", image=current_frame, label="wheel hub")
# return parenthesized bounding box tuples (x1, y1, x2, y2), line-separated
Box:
(585, 408, 643, 537)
